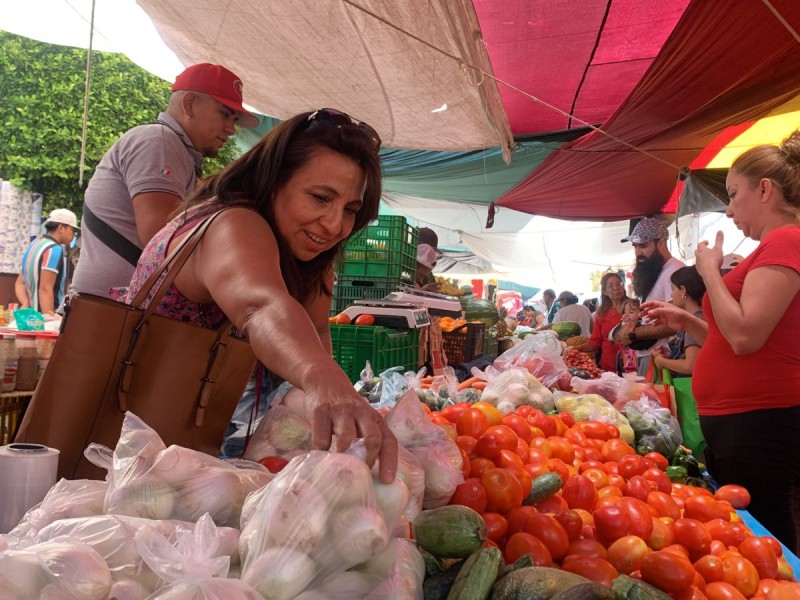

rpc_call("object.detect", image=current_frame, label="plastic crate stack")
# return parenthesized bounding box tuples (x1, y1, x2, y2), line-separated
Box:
(330, 325, 420, 383)
(331, 215, 418, 315)
(442, 322, 485, 365)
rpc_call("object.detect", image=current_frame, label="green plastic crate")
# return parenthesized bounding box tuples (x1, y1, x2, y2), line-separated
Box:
(330, 325, 420, 382)
(330, 275, 403, 316)
(341, 215, 417, 282)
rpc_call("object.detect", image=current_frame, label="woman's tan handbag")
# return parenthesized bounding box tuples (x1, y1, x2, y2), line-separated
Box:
(14, 210, 256, 480)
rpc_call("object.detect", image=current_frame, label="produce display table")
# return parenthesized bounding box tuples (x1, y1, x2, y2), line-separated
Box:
(738, 510, 800, 574)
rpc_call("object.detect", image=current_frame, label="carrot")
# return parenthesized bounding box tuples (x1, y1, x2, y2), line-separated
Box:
(471, 381, 488, 391)
(420, 383, 432, 389)
(457, 376, 480, 391)
(420, 376, 434, 385)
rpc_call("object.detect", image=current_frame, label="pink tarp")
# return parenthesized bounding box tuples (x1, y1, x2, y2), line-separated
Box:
(496, 0, 800, 220)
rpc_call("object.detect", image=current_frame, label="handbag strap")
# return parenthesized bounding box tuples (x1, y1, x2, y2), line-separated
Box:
(82, 204, 143, 267)
(130, 207, 228, 324)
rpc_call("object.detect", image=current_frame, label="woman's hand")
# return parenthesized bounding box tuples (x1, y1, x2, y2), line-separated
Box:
(641, 300, 688, 331)
(304, 374, 398, 483)
(695, 230, 724, 280)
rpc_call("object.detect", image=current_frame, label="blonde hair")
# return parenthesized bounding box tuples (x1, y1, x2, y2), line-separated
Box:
(730, 129, 800, 222)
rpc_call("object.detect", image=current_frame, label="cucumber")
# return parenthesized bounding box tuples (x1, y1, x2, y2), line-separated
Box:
(498, 553, 534, 580)
(551, 582, 616, 600)
(421, 549, 446, 577)
(447, 546, 503, 600)
(491, 566, 591, 600)
(414, 505, 487, 558)
(612, 574, 672, 600)
(523, 472, 563, 506)
(423, 558, 466, 600)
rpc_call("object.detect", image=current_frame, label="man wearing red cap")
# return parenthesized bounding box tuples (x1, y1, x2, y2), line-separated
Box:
(72, 63, 259, 297)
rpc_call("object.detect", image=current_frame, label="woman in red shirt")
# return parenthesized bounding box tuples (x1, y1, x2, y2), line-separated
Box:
(577, 272, 627, 372)
(644, 131, 800, 552)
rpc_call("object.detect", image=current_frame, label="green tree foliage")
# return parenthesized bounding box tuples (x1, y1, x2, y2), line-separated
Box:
(0, 31, 240, 213)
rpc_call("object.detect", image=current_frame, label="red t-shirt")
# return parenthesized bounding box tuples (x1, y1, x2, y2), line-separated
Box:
(693, 226, 800, 415)
(589, 306, 623, 372)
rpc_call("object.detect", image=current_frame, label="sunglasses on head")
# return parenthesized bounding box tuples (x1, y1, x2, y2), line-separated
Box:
(307, 108, 382, 152)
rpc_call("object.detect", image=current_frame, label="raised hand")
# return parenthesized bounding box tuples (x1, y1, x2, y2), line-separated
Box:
(695, 230, 724, 280)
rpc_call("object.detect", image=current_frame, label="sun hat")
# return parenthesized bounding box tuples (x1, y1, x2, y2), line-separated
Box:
(416, 244, 437, 269)
(44, 208, 79, 230)
(620, 218, 669, 244)
(172, 63, 260, 129)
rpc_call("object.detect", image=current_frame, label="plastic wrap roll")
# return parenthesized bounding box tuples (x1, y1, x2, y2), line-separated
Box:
(0, 443, 59, 533)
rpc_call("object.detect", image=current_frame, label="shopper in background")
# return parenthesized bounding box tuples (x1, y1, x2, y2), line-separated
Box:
(651, 266, 706, 376)
(15, 209, 79, 314)
(542, 288, 558, 323)
(550, 291, 592, 336)
(120, 108, 397, 482)
(619, 217, 684, 375)
(72, 63, 259, 297)
(644, 130, 800, 552)
(577, 272, 628, 371)
(415, 243, 439, 291)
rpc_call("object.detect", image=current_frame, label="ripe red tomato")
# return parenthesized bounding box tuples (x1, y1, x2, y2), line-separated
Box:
(694, 554, 725, 583)
(559, 412, 576, 428)
(515, 438, 531, 464)
(472, 401, 504, 427)
(618, 454, 648, 480)
(450, 478, 488, 513)
(470, 457, 496, 479)
(527, 410, 557, 437)
(601, 437, 636, 462)
(641, 550, 696, 593)
(561, 556, 619, 587)
(456, 407, 489, 437)
(457, 435, 478, 457)
(705, 518, 741, 547)
(646, 517, 675, 550)
(548, 437, 576, 464)
(555, 509, 584, 541)
(482, 512, 509, 543)
(593, 504, 633, 543)
(459, 448, 472, 478)
(534, 493, 569, 516)
(714, 485, 751, 509)
(647, 491, 682, 521)
(481, 468, 524, 513)
(504, 531, 553, 566)
(505, 505, 539, 536)
(642, 468, 672, 494)
(561, 474, 597, 511)
(333, 312, 351, 324)
(565, 538, 608, 560)
(684, 495, 731, 523)
(705, 581, 747, 600)
(257, 455, 289, 473)
(644, 452, 669, 471)
(616, 496, 654, 540)
(505, 466, 533, 498)
(606, 535, 650, 574)
(441, 403, 471, 423)
(625, 475, 656, 502)
(502, 413, 533, 443)
(720, 554, 760, 597)
(354, 313, 375, 325)
(673, 518, 712, 554)
(521, 511, 570, 560)
(767, 582, 800, 600)
(476, 425, 519, 459)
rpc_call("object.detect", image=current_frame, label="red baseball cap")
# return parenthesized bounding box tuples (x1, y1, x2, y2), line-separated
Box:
(172, 63, 260, 129)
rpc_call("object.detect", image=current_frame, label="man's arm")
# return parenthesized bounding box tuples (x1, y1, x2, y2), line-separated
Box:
(37, 270, 57, 314)
(132, 191, 183, 246)
(14, 274, 30, 307)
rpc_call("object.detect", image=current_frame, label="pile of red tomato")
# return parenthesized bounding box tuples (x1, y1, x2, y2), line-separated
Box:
(424, 400, 800, 600)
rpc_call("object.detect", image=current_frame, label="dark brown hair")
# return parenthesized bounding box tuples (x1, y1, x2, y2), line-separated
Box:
(597, 272, 626, 318)
(179, 111, 382, 303)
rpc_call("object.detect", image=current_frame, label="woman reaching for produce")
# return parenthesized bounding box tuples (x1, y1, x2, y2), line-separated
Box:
(644, 130, 800, 552)
(576, 272, 627, 372)
(122, 109, 397, 482)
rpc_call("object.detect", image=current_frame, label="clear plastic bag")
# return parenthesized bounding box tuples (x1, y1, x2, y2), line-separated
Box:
(474, 366, 555, 413)
(384, 389, 464, 508)
(354, 361, 383, 404)
(7, 478, 108, 542)
(623, 397, 683, 456)
(493, 332, 571, 389)
(135, 514, 262, 599)
(571, 371, 662, 409)
(0, 540, 112, 600)
(104, 413, 271, 528)
(242, 404, 313, 464)
(239, 451, 389, 600)
(34, 514, 241, 594)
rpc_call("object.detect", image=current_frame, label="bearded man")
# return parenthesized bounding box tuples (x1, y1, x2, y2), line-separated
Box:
(620, 218, 684, 375)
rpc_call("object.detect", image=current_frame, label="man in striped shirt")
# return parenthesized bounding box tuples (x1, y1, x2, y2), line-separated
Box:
(15, 209, 79, 314)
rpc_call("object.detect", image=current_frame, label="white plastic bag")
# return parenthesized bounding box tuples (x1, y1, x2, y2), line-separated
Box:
(136, 514, 262, 599)
(476, 366, 555, 413)
(242, 404, 313, 464)
(384, 389, 464, 508)
(239, 451, 389, 600)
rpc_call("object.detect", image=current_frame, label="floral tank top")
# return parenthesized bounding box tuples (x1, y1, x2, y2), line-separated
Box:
(119, 205, 236, 329)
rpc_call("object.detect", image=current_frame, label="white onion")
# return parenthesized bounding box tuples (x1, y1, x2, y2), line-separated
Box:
(331, 506, 388, 566)
(372, 475, 410, 530)
(105, 475, 177, 520)
(242, 547, 315, 600)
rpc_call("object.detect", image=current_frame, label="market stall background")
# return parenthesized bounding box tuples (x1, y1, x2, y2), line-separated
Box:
(0, 0, 797, 284)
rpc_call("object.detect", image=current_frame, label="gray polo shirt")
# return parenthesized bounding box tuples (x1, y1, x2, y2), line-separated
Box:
(71, 113, 203, 296)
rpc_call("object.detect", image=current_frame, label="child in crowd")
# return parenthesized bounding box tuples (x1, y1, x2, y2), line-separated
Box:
(652, 266, 706, 375)
(615, 298, 641, 373)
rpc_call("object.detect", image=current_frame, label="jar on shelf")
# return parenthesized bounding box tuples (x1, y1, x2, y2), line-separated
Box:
(15, 333, 38, 391)
(35, 332, 57, 382)
(1, 333, 18, 392)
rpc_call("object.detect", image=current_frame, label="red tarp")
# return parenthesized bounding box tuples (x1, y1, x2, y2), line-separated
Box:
(496, 0, 800, 220)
